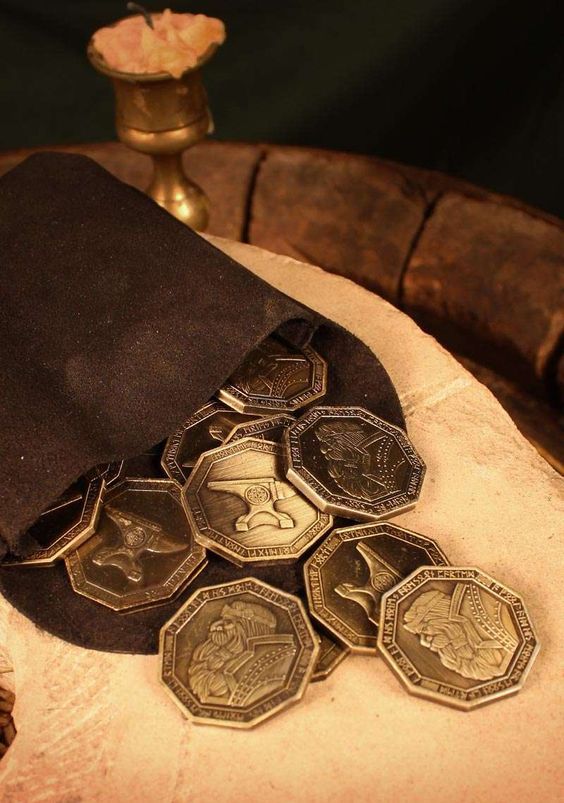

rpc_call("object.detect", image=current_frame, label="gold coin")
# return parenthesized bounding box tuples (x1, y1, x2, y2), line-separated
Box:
(3, 472, 104, 567)
(162, 401, 258, 485)
(285, 406, 425, 521)
(311, 632, 350, 682)
(218, 335, 327, 415)
(65, 478, 206, 612)
(223, 413, 295, 445)
(377, 566, 540, 710)
(304, 522, 448, 653)
(159, 577, 319, 728)
(182, 437, 333, 565)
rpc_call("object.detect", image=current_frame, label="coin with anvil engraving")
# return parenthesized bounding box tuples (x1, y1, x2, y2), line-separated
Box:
(304, 522, 448, 653)
(182, 438, 333, 565)
(159, 577, 319, 728)
(218, 336, 327, 415)
(223, 413, 295, 445)
(285, 406, 425, 521)
(65, 479, 206, 612)
(3, 473, 105, 567)
(162, 401, 259, 485)
(311, 632, 350, 682)
(377, 566, 539, 710)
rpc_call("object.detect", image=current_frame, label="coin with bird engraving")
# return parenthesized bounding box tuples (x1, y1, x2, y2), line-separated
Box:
(65, 478, 206, 612)
(218, 335, 327, 415)
(182, 438, 333, 566)
(285, 406, 425, 521)
(304, 522, 448, 653)
(377, 566, 539, 710)
(223, 413, 295, 445)
(160, 577, 319, 728)
(162, 401, 259, 485)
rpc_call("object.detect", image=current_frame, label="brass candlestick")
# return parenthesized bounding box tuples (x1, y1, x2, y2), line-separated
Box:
(88, 33, 216, 231)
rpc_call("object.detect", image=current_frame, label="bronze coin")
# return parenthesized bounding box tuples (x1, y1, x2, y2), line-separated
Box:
(285, 406, 426, 521)
(378, 566, 540, 710)
(159, 577, 319, 728)
(182, 437, 333, 565)
(304, 522, 448, 653)
(65, 478, 206, 612)
(311, 632, 349, 683)
(223, 413, 295, 445)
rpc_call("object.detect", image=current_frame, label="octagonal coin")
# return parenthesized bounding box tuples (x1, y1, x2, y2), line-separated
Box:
(217, 335, 327, 415)
(182, 438, 333, 565)
(160, 577, 319, 728)
(223, 413, 295, 445)
(304, 522, 448, 653)
(285, 406, 425, 521)
(377, 566, 540, 710)
(65, 479, 207, 612)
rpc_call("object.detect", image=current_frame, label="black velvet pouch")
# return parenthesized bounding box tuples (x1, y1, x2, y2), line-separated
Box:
(0, 153, 404, 653)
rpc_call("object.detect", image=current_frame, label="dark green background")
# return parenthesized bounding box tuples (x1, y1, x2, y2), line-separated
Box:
(0, 0, 562, 216)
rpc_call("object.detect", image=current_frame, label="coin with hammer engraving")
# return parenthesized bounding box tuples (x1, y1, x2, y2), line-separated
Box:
(311, 632, 350, 682)
(285, 406, 425, 521)
(162, 401, 259, 485)
(218, 335, 327, 415)
(304, 522, 448, 653)
(223, 413, 295, 445)
(3, 472, 105, 567)
(65, 479, 206, 612)
(182, 438, 333, 565)
(377, 566, 540, 710)
(160, 577, 319, 728)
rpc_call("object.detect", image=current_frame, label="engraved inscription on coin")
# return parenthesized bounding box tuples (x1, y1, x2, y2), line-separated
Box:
(223, 413, 295, 445)
(159, 577, 319, 728)
(3, 473, 105, 567)
(162, 401, 258, 485)
(218, 336, 327, 415)
(377, 566, 539, 710)
(311, 632, 350, 683)
(285, 406, 425, 521)
(182, 438, 333, 565)
(304, 523, 448, 653)
(65, 479, 206, 612)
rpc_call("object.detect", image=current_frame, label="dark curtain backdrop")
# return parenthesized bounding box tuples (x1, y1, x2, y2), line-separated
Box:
(0, 0, 562, 216)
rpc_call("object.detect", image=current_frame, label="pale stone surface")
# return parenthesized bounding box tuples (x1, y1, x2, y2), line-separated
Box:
(1, 238, 562, 802)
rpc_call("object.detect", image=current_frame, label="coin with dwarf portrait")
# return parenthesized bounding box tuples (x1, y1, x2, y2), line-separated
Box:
(304, 522, 448, 653)
(311, 632, 350, 682)
(159, 577, 319, 728)
(218, 335, 327, 415)
(162, 401, 259, 485)
(285, 406, 425, 521)
(223, 413, 295, 445)
(65, 479, 206, 612)
(377, 566, 539, 710)
(182, 437, 333, 565)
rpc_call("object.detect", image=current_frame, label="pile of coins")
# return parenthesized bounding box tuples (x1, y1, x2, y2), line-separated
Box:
(5, 335, 539, 728)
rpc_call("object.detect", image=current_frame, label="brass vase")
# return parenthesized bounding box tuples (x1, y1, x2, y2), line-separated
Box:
(88, 35, 216, 231)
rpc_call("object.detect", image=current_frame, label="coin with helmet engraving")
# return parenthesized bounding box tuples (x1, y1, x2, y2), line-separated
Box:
(377, 566, 539, 710)
(162, 401, 259, 485)
(217, 335, 327, 415)
(223, 413, 295, 445)
(304, 522, 448, 653)
(311, 632, 350, 682)
(285, 406, 425, 521)
(182, 438, 333, 566)
(65, 478, 206, 612)
(3, 472, 105, 567)
(159, 577, 319, 728)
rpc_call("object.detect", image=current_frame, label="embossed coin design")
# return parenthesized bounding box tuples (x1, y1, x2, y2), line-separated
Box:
(182, 438, 333, 565)
(223, 413, 295, 445)
(160, 577, 319, 728)
(218, 336, 327, 415)
(311, 632, 350, 682)
(304, 523, 448, 653)
(378, 566, 539, 710)
(162, 401, 259, 485)
(285, 406, 425, 521)
(65, 479, 206, 612)
(4, 473, 105, 567)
